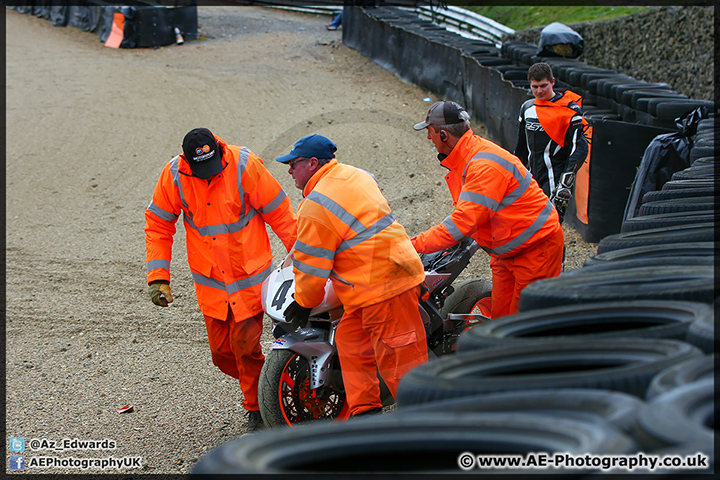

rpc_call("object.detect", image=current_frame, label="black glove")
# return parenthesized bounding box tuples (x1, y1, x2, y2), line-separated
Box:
(283, 300, 312, 330)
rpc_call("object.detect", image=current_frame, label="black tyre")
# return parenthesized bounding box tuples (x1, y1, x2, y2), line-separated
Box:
(596, 223, 715, 253)
(399, 388, 644, 434)
(633, 379, 714, 451)
(645, 354, 714, 400)
(517, 266, 714, 311)
(638, 197, 715, 215)
(192, 411, 636, 474)
(661, 178, 715, 190)
(621, 210, 715, 232)
(690, 156, 716, 167)
(672, 165, 717, 180)
(584, 242, 714, 266)
(632, 91, 687, 110)
(641, 187, 715, 203)
(457, 300, 704, 352)
(655, 100, 717, 120)
(440, 278, 492, 319)
(395, 338, 701, 406)
(567, 256, 712, 274)
(258, 349, 349, 428)
(685, 306, 715, 354)
(689, 147, 717, 162)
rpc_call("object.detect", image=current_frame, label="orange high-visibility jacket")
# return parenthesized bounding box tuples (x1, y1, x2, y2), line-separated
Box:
(293, 159, 424, 313)
(145, 135, 297, 320)
(412, 130, 560, 258)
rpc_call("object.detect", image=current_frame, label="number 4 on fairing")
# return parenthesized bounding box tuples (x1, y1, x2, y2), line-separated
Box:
(271, 279, 293, 310)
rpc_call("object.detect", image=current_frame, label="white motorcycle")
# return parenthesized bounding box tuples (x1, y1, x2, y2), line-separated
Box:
(258, 238, 492, 428)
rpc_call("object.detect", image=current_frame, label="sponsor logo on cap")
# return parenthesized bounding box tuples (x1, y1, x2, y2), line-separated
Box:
(193, 144, 215, 162)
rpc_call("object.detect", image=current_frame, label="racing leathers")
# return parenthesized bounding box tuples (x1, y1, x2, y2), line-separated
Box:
(515, 90, 588, 221)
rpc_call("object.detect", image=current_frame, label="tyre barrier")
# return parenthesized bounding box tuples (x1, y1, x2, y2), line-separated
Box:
(632, 378, 714, 452)
(684, 305, 716, 354)
(620, 210, 716, 232)
(596, 222, 715, 254)
(395, 338, 702, 406)
(517, 266, 714, 311)
(398, 388, 645, 435)
(641, 187, 715, 203)
(564, 256, 712, 274)
(645, 354, 714, 400)
(8, 1, 198, 48)
(637, 197, 715, 215)
(456, 300, 709, 352)
(192, 411, 637, 474)
(660, 178, 715, 190)
(583, 242, 715, 266)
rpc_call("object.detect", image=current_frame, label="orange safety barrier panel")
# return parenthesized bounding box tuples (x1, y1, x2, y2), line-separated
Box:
(104, 13, 124, 48)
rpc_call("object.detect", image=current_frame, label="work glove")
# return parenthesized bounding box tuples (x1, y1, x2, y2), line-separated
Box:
(149, 281, 173, 307)
(283, 300, 312, 330)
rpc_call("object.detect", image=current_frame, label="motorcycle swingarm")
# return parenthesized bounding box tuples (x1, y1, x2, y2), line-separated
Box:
(269, 327, 335, 390)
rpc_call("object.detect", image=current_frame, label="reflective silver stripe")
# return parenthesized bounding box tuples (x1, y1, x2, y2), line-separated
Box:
(169, 156, 190, 213)
(294, 258, 332, 279)
(485, 200, 554, 256)
(227, 265, 272, 295)
(258, 190, 287, 215)
(236, 147, 250, 214)
(466, 153, 532, 211)
(306, 192, 361, 235)
(183, 208, 258, 236)
(191, 271, 225, 290)
(336, 213, 396, 253)
(295, 240, 335, 261)
(442, 216, 466, 241)
(147, 201, 179, 222)
(147, 259, 170, 272)
(543, 141, 555, 193)
(458, 190, 499, 211)
(191, 265, 272, 294)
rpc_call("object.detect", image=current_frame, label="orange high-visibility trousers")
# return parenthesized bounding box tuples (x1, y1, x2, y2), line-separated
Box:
(204, 309, 265, 411)
(335, 286, 428, 416)
(490, 226, 564, 318)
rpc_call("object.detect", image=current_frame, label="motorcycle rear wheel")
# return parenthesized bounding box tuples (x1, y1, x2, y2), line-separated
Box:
(440, 278, 492, 319)
(258, 349, 349, 428)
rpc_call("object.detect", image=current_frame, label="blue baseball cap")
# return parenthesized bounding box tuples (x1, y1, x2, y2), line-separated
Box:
(275, 134, 337, 163)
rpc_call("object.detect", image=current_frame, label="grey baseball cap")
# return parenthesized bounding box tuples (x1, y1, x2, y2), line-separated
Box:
(413, 101, 470, 130)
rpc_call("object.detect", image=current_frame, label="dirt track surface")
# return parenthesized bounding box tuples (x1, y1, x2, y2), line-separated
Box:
(5, 6, 596, 474)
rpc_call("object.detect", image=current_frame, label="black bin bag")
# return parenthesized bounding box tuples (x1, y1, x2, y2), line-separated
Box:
(622, 107, 708, 223)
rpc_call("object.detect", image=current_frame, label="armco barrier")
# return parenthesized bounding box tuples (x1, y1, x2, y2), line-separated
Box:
(342, 5, 705, 243)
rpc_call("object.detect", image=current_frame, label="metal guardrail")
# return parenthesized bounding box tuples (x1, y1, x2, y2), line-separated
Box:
(260, 3, 513, 46)
(402, 5, 514, 46)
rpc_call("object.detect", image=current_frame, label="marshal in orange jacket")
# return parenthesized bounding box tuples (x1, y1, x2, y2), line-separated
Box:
(293, 159, 424, 313)
(412, 130, 561, 258)
(145, 135, 297, 320)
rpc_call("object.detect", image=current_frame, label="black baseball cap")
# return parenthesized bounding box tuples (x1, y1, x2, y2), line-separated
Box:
(182, 128, 223, 179)
(413, 101, 470, 130)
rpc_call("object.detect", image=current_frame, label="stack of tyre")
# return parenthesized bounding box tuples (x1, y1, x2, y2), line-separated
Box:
(499, 41, 717, 127)
(387, 118, 715, 474)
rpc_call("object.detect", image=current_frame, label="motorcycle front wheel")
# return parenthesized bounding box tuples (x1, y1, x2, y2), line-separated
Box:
(258, 349, 349, 428)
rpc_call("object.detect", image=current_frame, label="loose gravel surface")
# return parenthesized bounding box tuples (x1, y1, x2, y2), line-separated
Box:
(5, 6, 597, 474)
